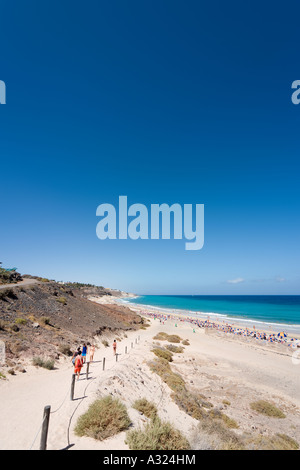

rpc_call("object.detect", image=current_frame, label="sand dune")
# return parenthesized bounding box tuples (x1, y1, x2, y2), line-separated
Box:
(0, 306, 299, 450)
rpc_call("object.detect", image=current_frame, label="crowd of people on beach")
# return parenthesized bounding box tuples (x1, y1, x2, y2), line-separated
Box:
(142, 311, 300, 348)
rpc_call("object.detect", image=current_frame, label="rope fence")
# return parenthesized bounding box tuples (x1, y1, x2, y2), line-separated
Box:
(28, 334, 141, 450)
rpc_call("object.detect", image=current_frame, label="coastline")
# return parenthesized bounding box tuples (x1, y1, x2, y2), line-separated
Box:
(90, 295, 300, 342)
(124, 297, 300, 337)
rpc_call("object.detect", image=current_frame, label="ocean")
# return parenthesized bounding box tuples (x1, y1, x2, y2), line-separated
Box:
(127, 295, 300, 333)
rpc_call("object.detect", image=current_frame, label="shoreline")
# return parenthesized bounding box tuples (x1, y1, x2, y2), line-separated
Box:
(89, 295, 300, 343)
(123, 297, 300, 336)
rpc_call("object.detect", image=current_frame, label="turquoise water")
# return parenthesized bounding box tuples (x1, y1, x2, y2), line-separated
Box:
(128, 295, 300, 331)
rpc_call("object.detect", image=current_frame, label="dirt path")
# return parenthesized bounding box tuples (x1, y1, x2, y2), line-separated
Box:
(0, 279, 40, 290)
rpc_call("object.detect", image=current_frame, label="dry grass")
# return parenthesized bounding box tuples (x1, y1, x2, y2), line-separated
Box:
(172, 390, 213, 420)
(32, 356, 55, 370)
(153, 332, 169, 341)
(149, 357, 186, 393)
(15, 318, 27, 325)
(125, 416, 190, 450)
(222, 399, 231, 406)
(250, 400, 286, 418)
(152, 348, 173, 362)
(166, 334, 181, 343)
(153, 332, 182, 343)
(245, 433, 299, 450)
(132, 398, 157, 419)
(193, 414, 244, 450)
(74, 396, 131, 440)
(166, 344, 184, 354)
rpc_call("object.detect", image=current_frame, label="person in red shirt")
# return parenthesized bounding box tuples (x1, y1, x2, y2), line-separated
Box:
(74, 351, 83, 380)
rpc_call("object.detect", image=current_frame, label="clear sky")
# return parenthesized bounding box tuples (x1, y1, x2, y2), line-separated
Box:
(0, 1, 300, 294)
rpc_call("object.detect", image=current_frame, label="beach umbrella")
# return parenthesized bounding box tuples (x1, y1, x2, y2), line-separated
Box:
(278, 332, 287, 338)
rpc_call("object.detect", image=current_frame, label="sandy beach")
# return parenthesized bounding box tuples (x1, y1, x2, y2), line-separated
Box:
(0, 297, 299, 450)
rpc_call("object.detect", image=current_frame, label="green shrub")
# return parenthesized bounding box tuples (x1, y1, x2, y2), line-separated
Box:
(152, 348, 173, 362)
(15, 318, 27, 325)
(172, 390, 213, 420)
(74, 396, 131, 440)
(153, 332, 182, 343)
(153, 332, 168, 341)
(250, 400, 286, 418)
(149, 358, 185, 393)
(57, 297, 67, 305)
(125, 416, 190, 450)
(132, 398, 158, 419)
(32, 357, 55, 370)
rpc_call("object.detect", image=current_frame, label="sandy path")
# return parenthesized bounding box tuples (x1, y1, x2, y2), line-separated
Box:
(0, 279, 40, 290)
(0, 328, 146, 450)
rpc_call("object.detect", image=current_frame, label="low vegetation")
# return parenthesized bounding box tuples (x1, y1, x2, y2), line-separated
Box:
(32, 356, 55, 370)
(149, 357, 186, 393)
(193, 415, 245, 450)
(250, 400, 286, 419)
(74, 396, 131, 440)
(153, 332, 182, 343)
(0, 288, 16, 300)
(126, 416, 191, 450)
(15, 318, 27, 325)
(132, 398, 158, 419)
(166, 344, 184, 354)
(151, 348, 173, 362)
(56, 296, 67, 305)
(172, 390, 213, 420)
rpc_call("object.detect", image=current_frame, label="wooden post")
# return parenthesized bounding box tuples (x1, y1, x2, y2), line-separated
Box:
(86, 362, 90, 380)
(116, 353, 118, 362)
(70, 374, 75, 401)
(103, 357, 106, 371)
(131, 342, 133, 349)
(135, 338, 137, 344)
(40, 405, 51, 450)
(125, 346, 127, 354)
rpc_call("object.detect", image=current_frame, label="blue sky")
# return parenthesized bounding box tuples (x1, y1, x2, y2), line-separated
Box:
(0, 0, 300, 294)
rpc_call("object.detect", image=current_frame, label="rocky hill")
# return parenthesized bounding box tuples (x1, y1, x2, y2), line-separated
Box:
(0, 277, 142, 371)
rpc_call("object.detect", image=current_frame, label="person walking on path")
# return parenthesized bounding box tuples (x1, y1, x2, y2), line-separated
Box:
(71, 347, 81, 366)
(82, 343, 88, 363)
(74, 351, 83, 380)
(89, 344, 95, 362)
(112, 340, 117, 356)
